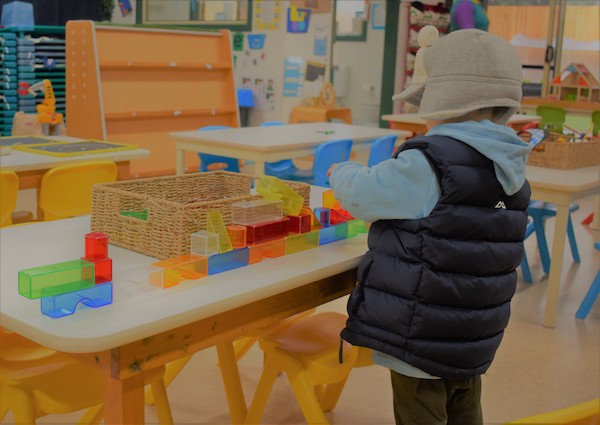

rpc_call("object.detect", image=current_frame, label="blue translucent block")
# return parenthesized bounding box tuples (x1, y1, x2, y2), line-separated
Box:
(40, 281, 113, 319)
(314, 207, 331, 227)
(319, 223, 349, 245)
(208, 248, 249, 275)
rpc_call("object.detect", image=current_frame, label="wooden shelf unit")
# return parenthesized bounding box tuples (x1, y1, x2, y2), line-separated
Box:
(66, 21, 239, 178)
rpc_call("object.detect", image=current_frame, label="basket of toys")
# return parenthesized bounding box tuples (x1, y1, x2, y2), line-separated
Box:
(91, 171, 310, 260)
(522, 130, 600, 169)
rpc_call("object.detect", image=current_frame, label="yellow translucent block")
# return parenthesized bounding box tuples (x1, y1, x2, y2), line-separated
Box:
(322, 189, 341, 210)
(227, 225, 248, 250)
(207, 210, 233, 253)
(248, 238, 286, 264)
(285, 230, 320, 254)
(150, 254, 208, 288)
(301, 206, 323, 230)
(257, 176, 304, 215)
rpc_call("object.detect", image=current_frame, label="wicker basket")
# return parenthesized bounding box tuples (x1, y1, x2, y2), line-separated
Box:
(528, 137, 600, 169)
(91, 171, 310, 260)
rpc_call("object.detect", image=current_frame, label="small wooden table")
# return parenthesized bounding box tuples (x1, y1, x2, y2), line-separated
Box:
(382, 113, 541, 135)
(521, 97, 600, 115)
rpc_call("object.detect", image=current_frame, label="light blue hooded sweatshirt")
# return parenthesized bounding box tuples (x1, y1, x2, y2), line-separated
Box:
(329, 120, 531, 378)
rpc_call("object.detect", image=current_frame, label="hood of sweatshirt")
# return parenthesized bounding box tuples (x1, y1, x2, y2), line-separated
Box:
(426, 120, 532, 195)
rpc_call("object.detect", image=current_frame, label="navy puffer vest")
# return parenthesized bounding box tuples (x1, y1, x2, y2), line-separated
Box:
(341, 135, 531, 379)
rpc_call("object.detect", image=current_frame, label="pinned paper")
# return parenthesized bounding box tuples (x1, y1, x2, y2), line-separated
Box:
(287, 7, 311, 33)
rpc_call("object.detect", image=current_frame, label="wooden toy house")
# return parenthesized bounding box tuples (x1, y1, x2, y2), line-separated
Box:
(549, 63, 600, 102)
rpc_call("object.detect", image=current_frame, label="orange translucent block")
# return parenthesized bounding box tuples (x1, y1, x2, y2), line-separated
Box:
(246, 217, 290, 244)
(285, 230, 320, 254)
(85, 232, 108, 260)
(150, 254, 208, 288)
(347, 219, 369, 237)
(257, 176, 304, 215)
(301, 206, 323, 230)
(248, 238, 286, 264)
(207, 210, 233, 253)
(227, 225, 248, 249)
(18, 259, 95, 299)
(287, 211, 312, 233)
(81, 256, 112, 284)
(322, 189, 341, 210)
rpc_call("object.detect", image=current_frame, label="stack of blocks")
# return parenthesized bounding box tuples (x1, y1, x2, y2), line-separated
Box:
(18, 232, 113, 318)
(149, 176, 369, 289)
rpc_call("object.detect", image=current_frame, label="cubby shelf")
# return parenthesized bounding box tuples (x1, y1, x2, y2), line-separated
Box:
(104, 108, 238, 121)
(99, 61, 232, 71)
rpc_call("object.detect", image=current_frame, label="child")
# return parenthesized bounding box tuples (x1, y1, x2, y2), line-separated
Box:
(329, 27, 531, 425)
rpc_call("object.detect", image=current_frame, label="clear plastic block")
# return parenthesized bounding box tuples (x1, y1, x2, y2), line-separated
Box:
(231, 199, 283, 225)
(191, 230, 220, 257)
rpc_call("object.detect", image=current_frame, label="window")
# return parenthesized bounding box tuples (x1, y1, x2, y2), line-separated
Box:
(140, 0, 252, 31)
(334, 0, 368, 41)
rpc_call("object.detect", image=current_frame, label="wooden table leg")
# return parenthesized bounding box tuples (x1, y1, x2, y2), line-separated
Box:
(216, 342, 247, 424)
(104, 373, 146, 425)
(176, 147, 186, 175)
(543, 203, 570, 328)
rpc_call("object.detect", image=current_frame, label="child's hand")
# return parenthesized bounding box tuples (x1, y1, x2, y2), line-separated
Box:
(327, 164, 336, 176)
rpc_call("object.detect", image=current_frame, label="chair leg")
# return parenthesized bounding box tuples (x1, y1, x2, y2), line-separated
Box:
(319, 376, 350, 412)
(566, 215, 580, 263)
(531, 213, 552, 275)
(520, 251, 533, 283)
(6, 386, 37, 424)
(145, 355, 192, 405)
(149, 377, 174, 425)
(286, 358, 331, 424)
(244, 350, 284, 424)
(232, 336, 259, 362)
(77, 404, 104, 425)
(576, 271, 600, 320)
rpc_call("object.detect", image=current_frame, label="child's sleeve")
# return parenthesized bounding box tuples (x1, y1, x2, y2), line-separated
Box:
(329, 149, 440, 222)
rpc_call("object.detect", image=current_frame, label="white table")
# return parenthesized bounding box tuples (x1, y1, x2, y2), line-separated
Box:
(171, 122, 411, 177)
(0, 135, 150, 189)
(0, 186, 367, 424)
(381, 113, 541, 134)
(526, 165, 600, 327)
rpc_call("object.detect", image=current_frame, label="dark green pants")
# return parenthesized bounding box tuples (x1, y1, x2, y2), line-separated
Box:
(390, 371, 483, 425)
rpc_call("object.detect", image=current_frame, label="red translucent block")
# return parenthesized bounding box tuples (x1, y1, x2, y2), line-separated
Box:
(85, 232, 109, 260)
(329, 209, 349, 225)
(82, 256, 113, 284)
(314, 208, 331, 227)
(287, 212, 311, 234)
(301, 206, 322, 230)
(246, 217, 290, 244)
(248, 238, 286, 264)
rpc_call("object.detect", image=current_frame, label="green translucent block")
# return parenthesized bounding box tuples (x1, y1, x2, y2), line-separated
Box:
(285, 230, 320, 254)
(18, 259, 95, 299)
(347, 219, 368, 238)
(257, 176, 304, 215)
(120, 210, 148, 220)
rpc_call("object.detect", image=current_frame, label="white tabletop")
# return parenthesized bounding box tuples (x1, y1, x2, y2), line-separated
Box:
(381, 113, 541, 125)
(0, 186, 368, 353)
(171, 122, 410, 154)
(0, 135, 150, 172)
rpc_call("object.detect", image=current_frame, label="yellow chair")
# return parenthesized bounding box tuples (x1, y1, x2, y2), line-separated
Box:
(38, 161, 118, 221)
(505, 398, 599, 424)
(0, 170, 19, 227)
(243, 312, 373, 425)
(0, 328, 174, 424)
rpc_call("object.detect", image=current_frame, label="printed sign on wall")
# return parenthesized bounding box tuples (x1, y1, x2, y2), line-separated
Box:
(284, 57, 306, 97)
(255, 0, 282, 30)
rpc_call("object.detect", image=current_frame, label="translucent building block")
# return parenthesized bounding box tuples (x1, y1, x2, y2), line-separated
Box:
(18, 260, 95, 299)
(287, 211, 311, 234)
(227, 225, 247, 250)
(85, 232, 108, 260)
(208, 248, 249, 275)
(322, 189, 341, 210)
(231, 199, 283, 225)
(329, 209, 350, 225)
(120, 210, 148, 220)
(347, 219, 369, 238)
(314, 207, 331, 227)
(150, 254, 208, 288)
(286, 230, 320, 254)
(246, 218, 290, 244)
(301, 207, 323, 230)
(257, 176, 305, 215)
(248, 238, 286, 264)
(319, 223, 349, 245)
(81, 257, 112, 284)
(191, 230, 220, 257)
(207, 210, 233, 253)
(40, 281, 113, 319)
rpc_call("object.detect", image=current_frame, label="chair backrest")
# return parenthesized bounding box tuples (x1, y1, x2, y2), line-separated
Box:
(0, 170, 19, 227)
(312, 139, 353, 187)
(197, 125, 240, 172)
(591, 110, 600, 137)
(259, 121, 294, 172)
(260, 121, 286, 127)
(536, 106, 566, 132)
(368, 134, 397, 167)
(38, 161, 118, 221)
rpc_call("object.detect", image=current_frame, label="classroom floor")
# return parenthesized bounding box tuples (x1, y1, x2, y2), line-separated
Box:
(4, 192, 599, 425)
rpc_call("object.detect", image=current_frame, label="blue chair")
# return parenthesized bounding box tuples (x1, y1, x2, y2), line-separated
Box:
(576, 242, 600, 319)
(520, 201, 580, 283)
(368, 134, 397, 167)
(281, 139, 353, 187)
(260, 121, 302, 176)
(197, 125, 240, 172)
